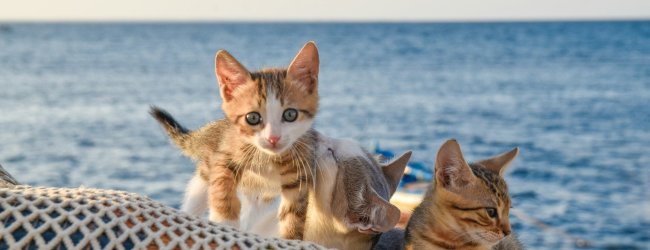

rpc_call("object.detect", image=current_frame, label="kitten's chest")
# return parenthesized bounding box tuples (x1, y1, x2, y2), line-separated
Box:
(238, 164, 282, 196)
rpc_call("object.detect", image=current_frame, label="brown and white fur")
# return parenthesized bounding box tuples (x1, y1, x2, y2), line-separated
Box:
(211, 134, 412, 248)
(151, 42, 319, 240)
(154, 110, 412, 245)
(374, 139, 523, 250)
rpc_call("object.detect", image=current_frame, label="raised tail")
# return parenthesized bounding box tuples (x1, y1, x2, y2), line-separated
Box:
(150, 106, 197, 158)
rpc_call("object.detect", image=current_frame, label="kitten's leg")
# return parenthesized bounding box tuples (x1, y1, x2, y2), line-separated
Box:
(278, 164, 310, 240)
(207, 163, 241, 228)
(181, 173, 208, 216)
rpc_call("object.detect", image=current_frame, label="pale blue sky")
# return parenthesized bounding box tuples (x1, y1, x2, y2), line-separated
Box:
(1, 0, 649, 21)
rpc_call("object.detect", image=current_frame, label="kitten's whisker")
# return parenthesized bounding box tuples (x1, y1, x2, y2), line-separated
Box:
(295, 140, 316, 191)
(254, 146, 262, 176)
(292, 142, 309, 192)
(451, 229, 479, 245)
(287, 147, 299, 191)
(312, 145, 326, 189)
(292, 147, 304, 192)
(297, 148, 306, 193)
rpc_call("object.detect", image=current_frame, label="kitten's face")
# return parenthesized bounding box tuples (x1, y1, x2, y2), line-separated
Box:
(434, 139, 519, 246)
(215, 42, 319, 155)
(223, 70, 318, 155)
(438, 165, 512, 245)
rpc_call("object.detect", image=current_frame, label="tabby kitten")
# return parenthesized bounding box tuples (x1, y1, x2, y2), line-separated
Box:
(374, 139, 522, 250)
(151, 42, 319, 240)
(405, 139, 520, 249)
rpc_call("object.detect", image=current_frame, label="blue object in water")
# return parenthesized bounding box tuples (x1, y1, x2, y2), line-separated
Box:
(373, 145, 433, 187)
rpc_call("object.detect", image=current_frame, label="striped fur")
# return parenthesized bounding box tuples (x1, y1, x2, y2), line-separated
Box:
(151, 42, 320, 240)
(403, 139, 522, 250)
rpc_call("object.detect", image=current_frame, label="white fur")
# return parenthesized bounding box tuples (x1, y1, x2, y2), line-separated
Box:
(181, 174, 208, 216)
(259, 92, 283, 150)
(234, 164, 282, 234)
(330, 138, 366, 158)
(254, 91, 314, 155)
(239, 192, 281, 237)
(241, 161, 282, 235)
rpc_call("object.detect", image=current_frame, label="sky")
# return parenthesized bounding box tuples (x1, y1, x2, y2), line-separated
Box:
(1, 0, 649, 22)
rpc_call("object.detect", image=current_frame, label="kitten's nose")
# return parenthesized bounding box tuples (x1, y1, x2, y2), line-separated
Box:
(267, 135, 281, 146)
(501, 218, 511, 236)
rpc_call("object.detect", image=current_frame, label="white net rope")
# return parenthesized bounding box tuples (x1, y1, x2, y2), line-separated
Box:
(0, 168, 327, 249)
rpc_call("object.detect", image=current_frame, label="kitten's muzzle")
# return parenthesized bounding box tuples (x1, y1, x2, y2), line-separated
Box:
(267, 135, 281, 147)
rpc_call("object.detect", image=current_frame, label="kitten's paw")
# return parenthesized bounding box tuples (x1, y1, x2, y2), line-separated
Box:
(208, 209, 240, 229)
(352, 223, 381, 234)
(219, 219, 240, 229)
(210, 216, 240, 229)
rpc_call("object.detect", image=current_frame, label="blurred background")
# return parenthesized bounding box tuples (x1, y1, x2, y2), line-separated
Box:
(0, 1, 648, 249)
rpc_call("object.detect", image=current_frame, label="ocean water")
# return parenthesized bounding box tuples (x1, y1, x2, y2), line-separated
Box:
(0, 22, 648, 249)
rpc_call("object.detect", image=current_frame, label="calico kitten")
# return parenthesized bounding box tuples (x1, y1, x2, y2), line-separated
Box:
(374, 139, 523, 250)
(151, 42, 319, 240)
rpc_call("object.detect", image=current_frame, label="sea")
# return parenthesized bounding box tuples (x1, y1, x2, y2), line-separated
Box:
(0, 22, 648, 249)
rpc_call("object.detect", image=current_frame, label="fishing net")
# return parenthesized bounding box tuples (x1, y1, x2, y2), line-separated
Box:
(0, 165, 326, 250)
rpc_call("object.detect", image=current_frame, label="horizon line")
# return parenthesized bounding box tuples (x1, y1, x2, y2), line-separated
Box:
(1, 17, 649, 24)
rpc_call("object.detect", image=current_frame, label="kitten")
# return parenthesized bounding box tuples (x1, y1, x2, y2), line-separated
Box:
(151, 42, 319, 240)
(374, 139, 524, 250)
(304, 136, 412, 249)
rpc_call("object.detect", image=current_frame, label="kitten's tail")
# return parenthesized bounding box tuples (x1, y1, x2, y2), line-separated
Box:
(149, 106, 198, 159)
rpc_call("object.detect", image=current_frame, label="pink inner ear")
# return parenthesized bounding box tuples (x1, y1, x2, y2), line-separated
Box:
(216, 58, 248, 101)
(287, 43, 319, 94)
(293, 72, 316, 92)
(435, 140, 473, 188)
(221, 82, 235, 101)
(288, 63, 317, 94)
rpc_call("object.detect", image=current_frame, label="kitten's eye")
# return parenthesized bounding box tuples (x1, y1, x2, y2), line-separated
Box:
(486, 208, 498, 218)
(245, 112, 261, 125)
(283, 108, 298, 122)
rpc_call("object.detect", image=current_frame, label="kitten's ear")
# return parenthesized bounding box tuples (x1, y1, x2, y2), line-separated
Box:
(476, 147, 519, 176)
(215, 50, 251, 102)
(382, 151, 411, 195)
(287, 41, 319, 94)
(435, 139, 475, 189)
(350, 189, 401, 234)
